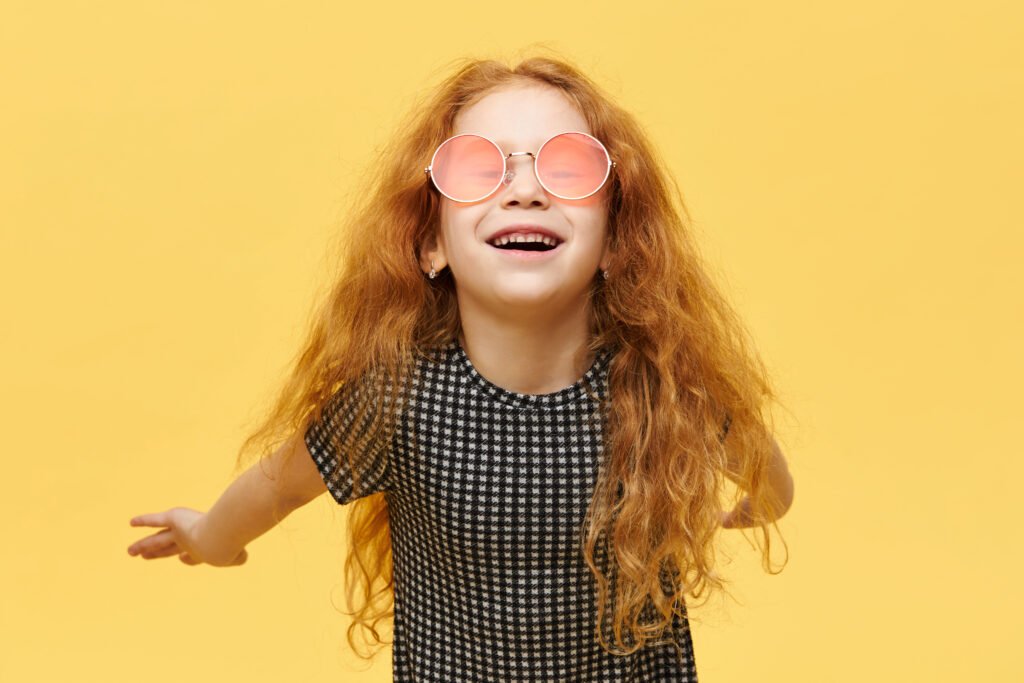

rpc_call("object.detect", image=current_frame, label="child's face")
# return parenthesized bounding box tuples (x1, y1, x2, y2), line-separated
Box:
(426, 83, 613, 320)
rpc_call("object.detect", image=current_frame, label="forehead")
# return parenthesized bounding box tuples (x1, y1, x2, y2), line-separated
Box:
(452, 84, 591, 150)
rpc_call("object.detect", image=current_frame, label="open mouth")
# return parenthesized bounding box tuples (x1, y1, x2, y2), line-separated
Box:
(486, 237, 563, 253)
(491, 242, 557, 252)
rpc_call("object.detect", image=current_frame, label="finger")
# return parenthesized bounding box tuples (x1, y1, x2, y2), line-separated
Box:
(231, 549, 249, 566)
(127, 529, 167, 555)
(128, 529, 176, 558)
(129, 512, 172, 528)
(141, 544, 182, 560)
(179, 553, 200, 566)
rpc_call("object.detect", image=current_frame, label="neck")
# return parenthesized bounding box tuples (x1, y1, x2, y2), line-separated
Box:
(456, 297, 596, 396)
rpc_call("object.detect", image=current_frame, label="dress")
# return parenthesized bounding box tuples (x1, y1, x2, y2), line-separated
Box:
(304, 338, 700, 682)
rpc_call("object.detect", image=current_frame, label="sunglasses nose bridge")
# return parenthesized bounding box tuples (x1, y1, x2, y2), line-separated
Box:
(502, 151, 536, 185)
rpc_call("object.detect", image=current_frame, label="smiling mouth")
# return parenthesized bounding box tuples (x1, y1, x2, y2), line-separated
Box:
(490, 241, 558, 252)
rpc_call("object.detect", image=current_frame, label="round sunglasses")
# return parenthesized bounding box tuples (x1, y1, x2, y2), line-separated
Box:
(423, 131, 616, 203)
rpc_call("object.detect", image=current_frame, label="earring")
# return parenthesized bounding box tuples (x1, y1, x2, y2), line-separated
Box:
(429, 260, 437, 279)
(602, 269, 609, 280)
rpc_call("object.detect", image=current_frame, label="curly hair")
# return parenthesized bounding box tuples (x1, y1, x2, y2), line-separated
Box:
(234, 50, 789, 659)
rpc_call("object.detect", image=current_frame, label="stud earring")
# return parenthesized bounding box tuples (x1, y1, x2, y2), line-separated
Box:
(602, 269, 609, 280)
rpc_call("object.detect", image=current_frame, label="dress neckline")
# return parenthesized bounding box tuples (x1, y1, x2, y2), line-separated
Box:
(448, 337, 610, 412)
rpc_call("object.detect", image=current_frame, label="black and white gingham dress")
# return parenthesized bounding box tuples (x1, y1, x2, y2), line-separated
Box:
(304, 338, 700, 682)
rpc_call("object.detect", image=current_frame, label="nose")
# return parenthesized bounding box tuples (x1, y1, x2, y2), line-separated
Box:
(500, 153, 549, 208)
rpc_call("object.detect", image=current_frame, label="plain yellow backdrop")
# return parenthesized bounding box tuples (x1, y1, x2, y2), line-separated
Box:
(2, 1, 1020, 681)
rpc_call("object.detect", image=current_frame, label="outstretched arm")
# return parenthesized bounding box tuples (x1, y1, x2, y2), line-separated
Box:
(127, 430, 329, 566)
(195, 431, 328, 559)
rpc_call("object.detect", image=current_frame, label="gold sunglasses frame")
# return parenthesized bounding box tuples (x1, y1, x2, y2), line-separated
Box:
(423, 131, 616, 203)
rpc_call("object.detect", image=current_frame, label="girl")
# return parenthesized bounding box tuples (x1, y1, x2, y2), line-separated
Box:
(127, 55, 795, 682)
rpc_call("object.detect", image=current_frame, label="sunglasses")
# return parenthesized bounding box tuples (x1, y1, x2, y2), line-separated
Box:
(423, 131, 616, 203)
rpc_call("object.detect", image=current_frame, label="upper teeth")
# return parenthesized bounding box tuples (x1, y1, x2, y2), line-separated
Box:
(489, 233, 561, 247)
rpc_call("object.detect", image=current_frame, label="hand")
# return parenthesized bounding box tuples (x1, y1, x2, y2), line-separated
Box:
(126, 507, 248, 567)
(719, 499, 747, 528)
(719, 497, 756, 529)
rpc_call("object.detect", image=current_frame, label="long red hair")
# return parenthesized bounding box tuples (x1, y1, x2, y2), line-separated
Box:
(235, 52, 789, 658)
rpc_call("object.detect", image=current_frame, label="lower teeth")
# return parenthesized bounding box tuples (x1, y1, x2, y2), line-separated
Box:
(496, 244, 554, 252)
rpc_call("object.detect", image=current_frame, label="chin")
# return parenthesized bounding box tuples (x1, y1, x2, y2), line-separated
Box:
(495, 283, 584, 308)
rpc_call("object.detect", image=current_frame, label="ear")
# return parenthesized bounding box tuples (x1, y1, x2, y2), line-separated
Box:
(599, 238, 615, 272)
(419, 226, 447, 276)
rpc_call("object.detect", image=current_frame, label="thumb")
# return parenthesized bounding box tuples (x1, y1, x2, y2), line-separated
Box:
(179, 552, 199, 565)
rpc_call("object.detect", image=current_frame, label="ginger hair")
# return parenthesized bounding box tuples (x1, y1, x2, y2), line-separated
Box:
(234, 51, 790, 658)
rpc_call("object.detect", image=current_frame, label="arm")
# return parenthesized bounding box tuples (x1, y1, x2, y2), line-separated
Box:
(194, 430, 330, 563)
(721, 436, 794, 528)
(128, 429, 332, 567)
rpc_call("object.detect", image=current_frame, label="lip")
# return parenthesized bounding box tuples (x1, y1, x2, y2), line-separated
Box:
(486, 224, 564, 243)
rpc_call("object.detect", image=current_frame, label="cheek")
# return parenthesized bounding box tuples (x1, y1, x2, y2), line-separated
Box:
(567, 206, 609, 239)
(438, 202, 466, 243)
(581, 217, 610, 259)
(439, 203, 490, 258)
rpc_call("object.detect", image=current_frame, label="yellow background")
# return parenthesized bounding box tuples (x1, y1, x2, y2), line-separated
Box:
(2, 1, 1020, 680)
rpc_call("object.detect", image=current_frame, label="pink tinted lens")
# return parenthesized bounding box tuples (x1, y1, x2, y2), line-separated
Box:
(430, 135, 504, 201)
(536, 133, 610, 199)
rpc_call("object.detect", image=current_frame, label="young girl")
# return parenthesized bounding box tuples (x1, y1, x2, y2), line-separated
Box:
(127, 55, 795, 682)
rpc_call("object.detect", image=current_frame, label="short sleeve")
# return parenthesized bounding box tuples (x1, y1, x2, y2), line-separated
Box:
(303, 376, 394, 505)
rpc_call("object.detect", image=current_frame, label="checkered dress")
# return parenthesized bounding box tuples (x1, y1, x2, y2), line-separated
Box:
(304, 339, 701, 682)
